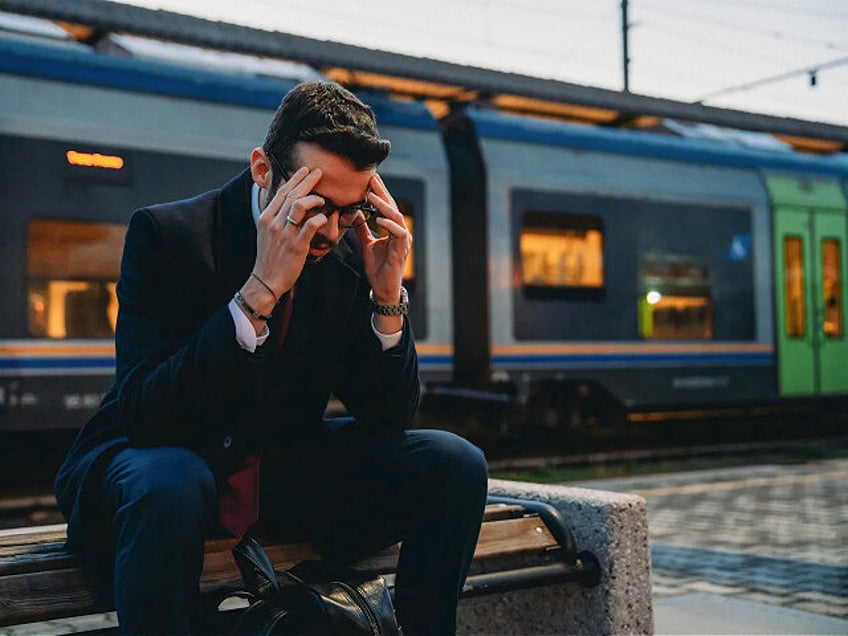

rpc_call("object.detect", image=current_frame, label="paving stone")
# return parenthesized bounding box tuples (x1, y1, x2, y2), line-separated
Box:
(737, 590, 795, 605)
(794, 590, 848, 606)
(651, 583, 690, 597)
(600, 457, 848, 619)
(0, 621, 75, 636)
(788, 600, 848, 619)
(685, 580, 746, 595)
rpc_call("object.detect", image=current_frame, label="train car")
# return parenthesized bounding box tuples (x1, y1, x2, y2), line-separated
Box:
(0, 28, 451, 432)
(440, 106, 848, 428)
(1, 18, 847, 443)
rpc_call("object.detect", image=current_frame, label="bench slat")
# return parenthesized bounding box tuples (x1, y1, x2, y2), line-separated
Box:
(0, 568, 111, 625)
(0, 547, 79, 577)
(475, 516, 557, 559)
(0, 526, 67, 548)
(481, 504, 527, 521)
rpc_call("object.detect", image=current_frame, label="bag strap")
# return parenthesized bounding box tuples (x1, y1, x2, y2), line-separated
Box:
(232, 535, 281, 597)
(274, 567, 309, 589)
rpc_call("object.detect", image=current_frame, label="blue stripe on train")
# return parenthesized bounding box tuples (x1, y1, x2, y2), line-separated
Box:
(0, 357, 115, 370)
(492, 352, 774, 367)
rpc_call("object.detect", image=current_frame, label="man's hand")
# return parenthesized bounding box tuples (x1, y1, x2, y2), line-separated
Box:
(355, 174, 412, 334)
(238, 167, 329, 332)
(253, 167, 332, 294)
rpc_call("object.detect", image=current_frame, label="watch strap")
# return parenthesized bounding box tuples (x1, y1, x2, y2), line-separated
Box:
(369, 286, 409, 316)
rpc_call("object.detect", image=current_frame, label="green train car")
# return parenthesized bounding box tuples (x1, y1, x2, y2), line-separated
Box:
(769, 176, 848, 397)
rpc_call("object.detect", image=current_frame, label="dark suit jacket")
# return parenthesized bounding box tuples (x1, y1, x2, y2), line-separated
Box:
(55, 170, 420, 551)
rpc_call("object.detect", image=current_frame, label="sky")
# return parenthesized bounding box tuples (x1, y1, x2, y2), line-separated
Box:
(118, 0, 848, 127)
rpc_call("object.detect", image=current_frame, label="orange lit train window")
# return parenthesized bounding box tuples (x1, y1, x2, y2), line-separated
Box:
(639, 257, 713, 340)
(783, 236, 806, 338)
(28, 220, 127, 339)
(520, 212, 604, 289)
(66, 150, 124, 170)
(822, 238, 843, 338)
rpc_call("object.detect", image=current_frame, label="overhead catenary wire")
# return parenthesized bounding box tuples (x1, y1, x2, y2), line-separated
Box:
(636, 0, 848, 52)
(696, 54, 848, 102)
(689, 0, 848, 21)
(637, 16, 792, 68)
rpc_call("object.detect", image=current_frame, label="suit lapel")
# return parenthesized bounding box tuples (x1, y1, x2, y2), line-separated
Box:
(214, 169, 257, 302)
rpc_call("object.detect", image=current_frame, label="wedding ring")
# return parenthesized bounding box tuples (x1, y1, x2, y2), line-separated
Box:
(285, 214, 302, 228)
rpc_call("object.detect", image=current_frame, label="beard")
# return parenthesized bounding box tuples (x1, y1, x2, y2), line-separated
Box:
(305, 232, 338, 264)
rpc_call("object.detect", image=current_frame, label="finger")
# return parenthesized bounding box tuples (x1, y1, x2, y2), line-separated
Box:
(286, 166, 322, 201)
(284, 193, 325, 228)
(367, 190, 405, 226)
(266, 167, 322, 219)
(370, 173, 398, 208)
(262, 166, 308, 218)
(281, 168, 323, 222)
(354, 216, 377, 247)
(375, 216, 412, 241)
(296, 212, 328, 243)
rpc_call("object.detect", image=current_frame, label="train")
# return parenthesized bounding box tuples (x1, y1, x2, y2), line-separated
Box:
(1, 19, 847, 445)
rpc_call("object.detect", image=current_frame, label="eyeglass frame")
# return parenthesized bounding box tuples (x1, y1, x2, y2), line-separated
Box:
(267, 153, 380, 229)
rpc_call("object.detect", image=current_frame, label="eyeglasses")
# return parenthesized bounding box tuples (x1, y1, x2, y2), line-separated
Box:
(268, 154, 379, 229)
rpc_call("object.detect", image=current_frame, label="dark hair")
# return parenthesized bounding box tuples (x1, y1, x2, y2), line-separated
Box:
(263, 80, 391, 190)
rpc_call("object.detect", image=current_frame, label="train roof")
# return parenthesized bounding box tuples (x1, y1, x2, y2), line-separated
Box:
(468, 107, 848, 179)
(1, 10, 845, 174)
(2, 0, 848, 150)
(0, 33, 439, 133)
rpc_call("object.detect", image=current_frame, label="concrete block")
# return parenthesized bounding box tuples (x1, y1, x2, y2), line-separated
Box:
(457, 478, 653, 635)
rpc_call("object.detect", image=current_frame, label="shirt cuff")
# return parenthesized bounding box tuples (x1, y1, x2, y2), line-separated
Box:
(371, 315, 402, 351)
(228, 298, 269, 352)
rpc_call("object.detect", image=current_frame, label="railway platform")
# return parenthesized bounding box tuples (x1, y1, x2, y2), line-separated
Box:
(3, 449, 847, 634)
(572, 454, 848, 633)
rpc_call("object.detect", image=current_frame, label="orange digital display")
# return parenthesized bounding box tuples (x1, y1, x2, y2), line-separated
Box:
(66, 150, 125, 170)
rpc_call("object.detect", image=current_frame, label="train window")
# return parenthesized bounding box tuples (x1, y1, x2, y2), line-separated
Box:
(368, 199, 415, 284)
(639, 257, 713, 339)
(783, 236, 806, 338)
(28, 220, 126, 339)
(519, 212, 604, 293)
(822, 238, 843, 338)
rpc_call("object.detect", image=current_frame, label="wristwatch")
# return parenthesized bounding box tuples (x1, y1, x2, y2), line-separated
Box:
(369, 286, 409, 316)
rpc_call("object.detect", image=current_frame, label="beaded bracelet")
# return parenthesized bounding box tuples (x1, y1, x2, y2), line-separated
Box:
(233, 290, 272, 321)
(250, 272, 279, 304)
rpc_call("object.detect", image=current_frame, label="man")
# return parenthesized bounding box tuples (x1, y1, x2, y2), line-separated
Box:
(55, 80, 488, 635)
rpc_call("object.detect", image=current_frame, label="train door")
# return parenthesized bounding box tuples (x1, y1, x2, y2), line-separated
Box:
(767, 175, 848, 396)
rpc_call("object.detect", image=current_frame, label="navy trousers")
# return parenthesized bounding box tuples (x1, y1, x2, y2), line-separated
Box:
(85, 429, 488, 635)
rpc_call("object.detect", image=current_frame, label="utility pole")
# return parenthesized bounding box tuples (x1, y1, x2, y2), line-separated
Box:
(621, 0, 630, 92)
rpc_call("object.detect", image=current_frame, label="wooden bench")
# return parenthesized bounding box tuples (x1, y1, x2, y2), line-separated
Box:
(0, 500, 600, 629)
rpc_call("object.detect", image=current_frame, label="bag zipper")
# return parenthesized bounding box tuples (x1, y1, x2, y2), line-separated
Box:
(335, 580, 382, 636)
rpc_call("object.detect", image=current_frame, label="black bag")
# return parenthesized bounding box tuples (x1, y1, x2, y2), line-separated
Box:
(230, 535, 402, 635)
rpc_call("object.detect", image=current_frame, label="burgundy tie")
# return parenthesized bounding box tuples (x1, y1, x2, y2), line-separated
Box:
(274, 290, 294, 350)
(218, 291, 293, 539)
